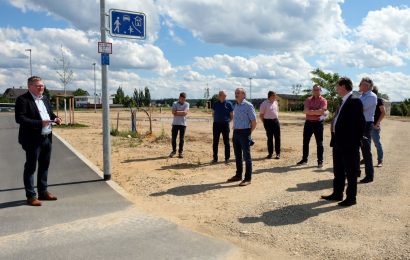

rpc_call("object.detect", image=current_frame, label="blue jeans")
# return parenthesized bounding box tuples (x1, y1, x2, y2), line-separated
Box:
(23, 135, 52, 198)
(233, 129, 252, 181)
(360, 122, 374, 179)
(371, 127, 383, 162)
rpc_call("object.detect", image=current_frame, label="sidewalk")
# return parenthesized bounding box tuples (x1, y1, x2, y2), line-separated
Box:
(0, 114, 237, 259)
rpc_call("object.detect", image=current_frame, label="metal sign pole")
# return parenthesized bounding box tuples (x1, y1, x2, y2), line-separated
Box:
(100, 0, 111, 180)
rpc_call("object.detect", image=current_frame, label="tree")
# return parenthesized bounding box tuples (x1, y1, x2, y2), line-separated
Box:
(144, 86, 151, 106)
(196, 99, 206, 108)
(73, 88, 89, 96)
(310, 68, 340, 113)
(138, 89, 144, 107)
(133, 89, 140, 107)
(113, 86, 125, 104)
(210, 94, 219, 108)
(291, 84, 303, 96)
(54, 44, 74, 124)
(54, 44, 74, 96)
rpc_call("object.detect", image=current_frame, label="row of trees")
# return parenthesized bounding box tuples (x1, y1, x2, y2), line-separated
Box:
(391, 99, 410, 116)
(113, 86, 151, 107)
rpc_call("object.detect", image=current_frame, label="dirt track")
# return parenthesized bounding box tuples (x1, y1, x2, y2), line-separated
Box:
(55, 110, 410, 259)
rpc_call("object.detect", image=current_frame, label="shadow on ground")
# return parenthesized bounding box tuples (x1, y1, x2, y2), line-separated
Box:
(122, 156, 169, 163)
(150, 181, 238, 196)
(253, 165, 318, 175)
(238, 200, 341, 226)
(286, 179, 333, 192)
(0, 179, 103, 193)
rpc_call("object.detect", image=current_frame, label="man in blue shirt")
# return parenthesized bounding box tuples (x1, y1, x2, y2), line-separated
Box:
(359, 77, 377, 183)
(227, 88, 257, 186)
(212, 90, 233, 164)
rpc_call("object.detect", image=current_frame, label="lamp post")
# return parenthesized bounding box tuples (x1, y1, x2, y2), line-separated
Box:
(93, 62, 97, 113)
(25, 49, 32, 76)
(248, 77, 252, 101)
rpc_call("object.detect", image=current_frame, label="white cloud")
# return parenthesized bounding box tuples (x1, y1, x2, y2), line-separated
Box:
(195, 53, 312, 83)
(0, 27, 174, 96)
(9, 0, 161, 42)
(355, 6, 410, 50)
(158, 0, 347, 50)
(356, 71, 410, 101)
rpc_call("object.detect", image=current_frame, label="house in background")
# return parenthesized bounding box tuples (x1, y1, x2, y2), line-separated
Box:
(3, 87, 76, 102)
(74, 95, 113, 108)
(276, 94, 303, 111)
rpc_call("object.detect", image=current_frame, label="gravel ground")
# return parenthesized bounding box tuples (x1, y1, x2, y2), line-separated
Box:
(56, 110, 410, 259)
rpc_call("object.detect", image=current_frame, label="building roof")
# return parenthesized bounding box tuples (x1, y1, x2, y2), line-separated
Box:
(3, 87, 75, 98)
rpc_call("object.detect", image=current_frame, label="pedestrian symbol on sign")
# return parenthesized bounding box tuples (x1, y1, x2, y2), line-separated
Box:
(109, 9, 146, 40)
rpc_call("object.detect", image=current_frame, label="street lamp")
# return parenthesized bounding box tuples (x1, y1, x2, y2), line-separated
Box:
(248, 77, 253, 100)
(25, 49, 32, 76)
(93, 62, 97, 113)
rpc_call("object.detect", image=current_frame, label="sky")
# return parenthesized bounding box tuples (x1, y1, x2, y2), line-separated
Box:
(0, 0, 409, 101)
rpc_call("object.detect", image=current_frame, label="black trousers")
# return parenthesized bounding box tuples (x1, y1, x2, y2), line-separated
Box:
(23, 134, 52, 198)
(171, 125, 186, 153)
(212, 122, 230, 161)
(332, 145, 360, 200)
(360, 122, 374, 179)
(263, 119, 281, 155)
(302, 121, 324, 163)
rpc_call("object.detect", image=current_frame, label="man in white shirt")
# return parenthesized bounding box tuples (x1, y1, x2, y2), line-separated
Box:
(15, 76, 62, 206)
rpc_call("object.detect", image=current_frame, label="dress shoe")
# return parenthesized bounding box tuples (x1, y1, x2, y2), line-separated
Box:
(39, 191, 57, 201)
(296, 159, 307, 165)
(169, 151, 176, 158)
(359, 177, 373, 184)
(377, 160, 383, 167)
(266, 154, 273, 159)
(224, 159, 230, 165)
(338, 199, 356, 207)
(178, 153, 184, 158)
(211, 159, 218, 164)
(27, 197, 42, 206)
(275, 154, 280, 160)
(321, 194, 343, 201)
(317, 161, 323, 168)
(239, 180, 251, 186)
(227, 176, 242, 182)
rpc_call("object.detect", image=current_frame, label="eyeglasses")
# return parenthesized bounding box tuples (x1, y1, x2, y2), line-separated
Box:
(30, 84, 45, 88)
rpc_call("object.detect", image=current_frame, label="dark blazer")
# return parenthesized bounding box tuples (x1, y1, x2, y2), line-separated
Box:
(330, 95, 365, 149)
(15, 91, 57, 149)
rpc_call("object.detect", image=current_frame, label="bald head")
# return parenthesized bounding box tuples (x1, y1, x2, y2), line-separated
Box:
(218, 90, 227, 102)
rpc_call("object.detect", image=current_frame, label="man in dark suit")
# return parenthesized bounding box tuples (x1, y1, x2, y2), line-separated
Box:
(15, 76, 62, 206)
(322, 77, 365, 207)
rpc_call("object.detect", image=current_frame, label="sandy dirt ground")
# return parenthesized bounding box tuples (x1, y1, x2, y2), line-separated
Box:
(54, 108, 410, 259)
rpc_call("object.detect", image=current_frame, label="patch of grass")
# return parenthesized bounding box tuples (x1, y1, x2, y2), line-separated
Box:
(153, 125, 170, 143)
(54, 123, 88, 128)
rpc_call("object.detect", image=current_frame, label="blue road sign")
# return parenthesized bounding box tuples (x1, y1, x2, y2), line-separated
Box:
(101, 54, 110, 65)
(109, 9, 146, 40)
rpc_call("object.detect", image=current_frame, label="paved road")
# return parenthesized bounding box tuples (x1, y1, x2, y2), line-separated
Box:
(0, 114, 237, 259)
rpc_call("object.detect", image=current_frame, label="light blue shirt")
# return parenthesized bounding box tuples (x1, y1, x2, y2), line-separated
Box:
(233, 99, 256, 129)
(30, 92, 52, 135)
(360, 90, 377, 122)
(172, 101, 189, 126)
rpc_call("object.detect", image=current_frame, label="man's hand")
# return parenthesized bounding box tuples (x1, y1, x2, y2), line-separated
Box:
(54, 117, 62, 125)
(373, 124, 380, 130)
(42, 120, 50, 127)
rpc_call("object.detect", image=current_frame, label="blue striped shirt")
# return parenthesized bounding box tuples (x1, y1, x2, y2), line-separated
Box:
(360, 90, 377, 122)
(233, 99, 256, 129)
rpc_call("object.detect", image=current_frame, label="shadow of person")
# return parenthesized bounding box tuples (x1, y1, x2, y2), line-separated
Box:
(286, 179, 333, 192)
(158, 162, 215, 171)
(150, 181, 237, 197)
(238, 200, 340, 226)
(0, 200, 27, 209)
(122, 156, 169, 163)
(253, 165, 318, 175)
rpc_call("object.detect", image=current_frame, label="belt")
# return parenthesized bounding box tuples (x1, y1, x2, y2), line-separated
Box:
(233, 128, 251, 132)
(306, 120, 323, 123)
